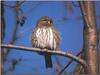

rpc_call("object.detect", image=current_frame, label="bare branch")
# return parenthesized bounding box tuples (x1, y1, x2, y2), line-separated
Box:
(54, 56, 68, 75)
(1, 44, 87, 69)
(58, 50, 83, 74)
(79, 1, 93, 29)
(64, 1, 74, 13)
(1, 2, 5, 74)
(3, 1, 20, 62)
(2, 1, 25, 8)
(72, 1, 80, 7)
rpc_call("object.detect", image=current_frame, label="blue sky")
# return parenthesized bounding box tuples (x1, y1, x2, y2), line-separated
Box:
(3, 1, 100, 75)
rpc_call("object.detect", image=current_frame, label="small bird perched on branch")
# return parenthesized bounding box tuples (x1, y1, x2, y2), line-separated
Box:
(31, 16, 60, 68)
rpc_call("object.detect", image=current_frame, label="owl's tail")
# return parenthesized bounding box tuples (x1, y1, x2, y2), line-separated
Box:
(44, 55, 52, 68)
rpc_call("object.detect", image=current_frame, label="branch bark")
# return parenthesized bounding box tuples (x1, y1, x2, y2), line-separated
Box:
(1, 44, 87, 69)
(79, 1, 98, 74)
(58, 50, 83, 74)
(1, 1, 5, 74)
(4, 1, 21, 61)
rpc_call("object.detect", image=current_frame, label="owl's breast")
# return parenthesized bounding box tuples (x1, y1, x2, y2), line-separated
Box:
(32, 27, 58, 50)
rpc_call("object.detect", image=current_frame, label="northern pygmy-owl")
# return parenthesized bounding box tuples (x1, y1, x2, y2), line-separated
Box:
(31, 16, 60, 68)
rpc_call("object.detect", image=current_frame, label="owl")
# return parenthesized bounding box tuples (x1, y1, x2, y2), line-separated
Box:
(31, 16, 60, 68)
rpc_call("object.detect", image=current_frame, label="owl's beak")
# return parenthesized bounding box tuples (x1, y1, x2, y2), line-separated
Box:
(47, 21, 51, 24)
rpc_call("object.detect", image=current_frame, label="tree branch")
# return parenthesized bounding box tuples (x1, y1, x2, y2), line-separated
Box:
(54, 56, 68, 75)
(3, 1, 20, 62)
(0, 44, 87, 69)
(2, 1, 25, 8)
(58, 50, 83, 74)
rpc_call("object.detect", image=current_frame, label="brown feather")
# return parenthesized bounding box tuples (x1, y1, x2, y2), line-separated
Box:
(31, 16, 60, 68)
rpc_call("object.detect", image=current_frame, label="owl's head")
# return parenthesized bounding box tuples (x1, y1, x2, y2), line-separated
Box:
(37, 16, 53, 26)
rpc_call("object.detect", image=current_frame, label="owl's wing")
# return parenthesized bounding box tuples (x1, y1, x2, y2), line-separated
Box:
(31, 28, 38, 47)
(51, 26, 60, 49)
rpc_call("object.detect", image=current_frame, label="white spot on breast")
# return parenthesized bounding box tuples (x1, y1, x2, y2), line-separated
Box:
(49, 28, 53, 49)
(53, 39, 56, 49)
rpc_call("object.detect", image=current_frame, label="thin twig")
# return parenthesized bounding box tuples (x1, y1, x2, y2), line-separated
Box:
(1, 44, 87, 69)
(79, 1, 93, 29)
(58, 50, 83, 74)
(24, 2, 42, 15)
(54, 56, 68, 75)
(2, 1, 25, 8)
(72, 2, 80, 7)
